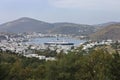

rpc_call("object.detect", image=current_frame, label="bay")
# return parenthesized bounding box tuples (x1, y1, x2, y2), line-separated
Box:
(28, 37, 86, 46)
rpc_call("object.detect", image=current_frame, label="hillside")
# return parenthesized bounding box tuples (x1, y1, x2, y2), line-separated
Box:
(1, 45, 120, 80)
(0, 17, 120, 38)
(51, 23, 95, 36)
(0, 17, 96, 36)
(89, 24, 120, 40)
(94, 22, 120, 30)
(0, 17, 53, 33)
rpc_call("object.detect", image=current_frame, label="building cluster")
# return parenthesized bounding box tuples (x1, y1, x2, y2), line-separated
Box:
(82, 40, 116, 50)
(0, 32, 74, 60)
(0, 32, 119, 60)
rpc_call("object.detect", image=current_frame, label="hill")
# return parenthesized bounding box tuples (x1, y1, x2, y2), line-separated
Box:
(51, 23, 96, 36)
(94, 22, 120, 29)
(89, 24, 120, 40)
(0, 17, 96, 36)
(0, 17, 53, 33)
(0, 17, 120, 38)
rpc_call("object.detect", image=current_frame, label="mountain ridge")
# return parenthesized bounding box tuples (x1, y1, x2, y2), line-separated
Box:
(0, 17, 120, 40)
(0, 17, 53, 33)
(0, 17, 95, 36)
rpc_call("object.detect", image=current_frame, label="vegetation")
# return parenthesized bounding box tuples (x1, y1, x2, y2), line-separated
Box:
(0, 46, 120, 80)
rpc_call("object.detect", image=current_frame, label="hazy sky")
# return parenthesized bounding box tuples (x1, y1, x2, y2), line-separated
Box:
(0, 0, 120, 24)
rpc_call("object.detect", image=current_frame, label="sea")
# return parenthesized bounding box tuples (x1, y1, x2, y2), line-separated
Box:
(27, 37, 86, 46)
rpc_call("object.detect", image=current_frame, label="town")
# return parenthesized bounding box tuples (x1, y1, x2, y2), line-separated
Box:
(0, 32, 119, 61)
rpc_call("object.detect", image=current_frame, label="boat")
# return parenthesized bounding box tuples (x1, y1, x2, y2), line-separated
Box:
(44, 36, 74, 46)
(44, 41, 74, 45)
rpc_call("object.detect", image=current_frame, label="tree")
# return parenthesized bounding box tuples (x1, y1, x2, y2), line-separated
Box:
(8, 60, 23, 80)
(75, 49, 112, 80)
(0, 64, 11, 80)
(110, 52, 120, 80)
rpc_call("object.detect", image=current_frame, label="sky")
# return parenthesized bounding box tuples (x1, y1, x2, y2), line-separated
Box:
(0, 0, 120, 24)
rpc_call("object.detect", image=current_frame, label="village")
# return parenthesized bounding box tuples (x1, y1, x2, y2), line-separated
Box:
(0, 32, 118, 61)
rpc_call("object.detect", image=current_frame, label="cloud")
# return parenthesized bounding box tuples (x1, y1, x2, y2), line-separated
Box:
(48, 0, 120, 10)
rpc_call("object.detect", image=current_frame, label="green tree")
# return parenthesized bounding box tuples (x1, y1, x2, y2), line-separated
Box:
(0, 64, 11, 80)
(110, 52, 120, 80)
(75, 49, 112, 80)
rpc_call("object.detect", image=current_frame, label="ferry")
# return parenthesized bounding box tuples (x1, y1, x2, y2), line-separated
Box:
(44, 36, 74, 46)
(44, 41, 74, 46)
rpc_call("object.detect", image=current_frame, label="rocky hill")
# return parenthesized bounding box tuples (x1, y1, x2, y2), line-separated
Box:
(0, 17, 120, 40)
(50, 22, 95, 36)
(0, 17, 95, 36)
(89, 24, 120, 40)
(0, 17, 53, 33)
